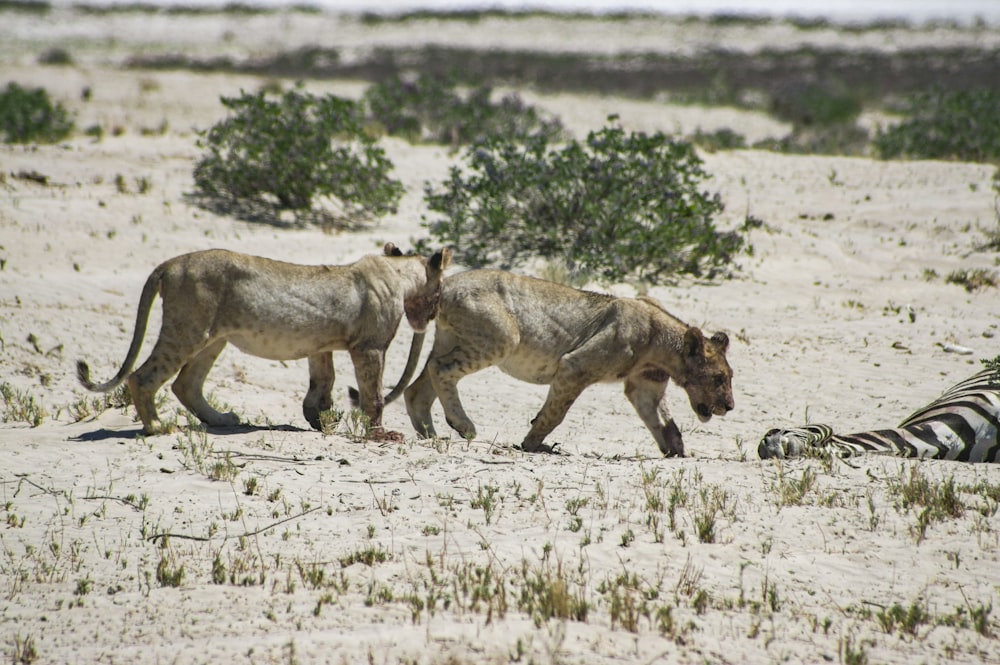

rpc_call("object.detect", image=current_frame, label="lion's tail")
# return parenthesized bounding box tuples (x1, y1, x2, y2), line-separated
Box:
(77, 265, 163, 393)
(348, 331, 426, 407)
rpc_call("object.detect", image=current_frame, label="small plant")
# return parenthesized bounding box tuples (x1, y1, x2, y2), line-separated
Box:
(891, 467, 964, 520)
(363, 73, 565, 146)
(175, 427, 214, 475)
(193, 88, 402, 226)
(516, 558, 589, 627)
(983, 354, 1000, 383)
(339, 545, 389, 567)
(889, 466, 964, 542)
(11, 633, 38, 664)
(875, 88, 1000, 163)
(772, 464, 817, 507)
(566, 495, 588, 532)
(74, 577, 92, 596)
(0, 382, 47, 426)
(0, 82, 74, 143)
(945, 268, 998, 292)
(877, 600, 930, 636)
(969, 601, 993, 637)
(471, 482, 501, 525)
(207, 453, 239, 482)
(690, 484, 730, 543)
(212, 554, 227, 584)
(321, 408, 373, 442)
(839, 632, 869, 665)
(600, 573, 651, 632)
(422, 117, 751, 284)
(242, 476, 259, 496)
(296, 560, 332, 589)
(692, 505, 716, 543)
(156, 553, 185, 588)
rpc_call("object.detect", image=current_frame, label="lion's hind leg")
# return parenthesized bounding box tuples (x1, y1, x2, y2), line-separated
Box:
(520, 380, 588, 453)
(127, 337, 192, 434)
(427, 334, 515, 442)
(170, 339, 239, 428)
(303, 352, 335, 431)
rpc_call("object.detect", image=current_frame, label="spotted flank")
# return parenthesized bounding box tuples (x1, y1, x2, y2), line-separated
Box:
(759, 369, 1000, 463)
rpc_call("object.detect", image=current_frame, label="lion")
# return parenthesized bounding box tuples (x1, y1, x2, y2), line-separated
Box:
(370, 269, 734, 455)
(77, 243, 451, 435)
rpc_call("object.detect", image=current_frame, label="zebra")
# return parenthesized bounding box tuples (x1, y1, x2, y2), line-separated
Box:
(758, 368, 1000, 463)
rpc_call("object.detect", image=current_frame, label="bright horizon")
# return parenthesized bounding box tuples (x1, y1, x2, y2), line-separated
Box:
(48, 0, 1000, 24)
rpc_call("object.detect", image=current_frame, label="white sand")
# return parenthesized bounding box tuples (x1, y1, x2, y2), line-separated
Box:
(1, 9, 999, 664)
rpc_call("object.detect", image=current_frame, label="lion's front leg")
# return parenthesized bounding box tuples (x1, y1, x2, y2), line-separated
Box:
(349, 347, 386, 429)
(303, 352, 335, 431)
(404, 365, 439, 439)
(624, 377, 684, 457)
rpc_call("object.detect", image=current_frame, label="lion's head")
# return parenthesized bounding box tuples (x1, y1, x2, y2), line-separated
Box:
(390, 243, 451, 333)
(678, 328, 734, 423)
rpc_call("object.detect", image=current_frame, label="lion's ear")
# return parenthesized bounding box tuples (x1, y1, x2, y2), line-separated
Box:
(431, 247, 452, 271)
(383, 242, 403, 257)
(683, 327, 705, 358)
(710, 332, 729, 352)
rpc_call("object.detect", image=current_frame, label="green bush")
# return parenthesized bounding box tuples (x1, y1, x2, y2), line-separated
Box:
(193, 88, 403, 225)
(0, 82, 73, 144)
(38, 47, 72, 65)
(422, 119, 751, 284)
(688, 127, 747, 152)
(754, 123, 870, 156)
(875, 88, 1000, 163)
(770, 82, 861, 128)
(363, 73, 565, 146)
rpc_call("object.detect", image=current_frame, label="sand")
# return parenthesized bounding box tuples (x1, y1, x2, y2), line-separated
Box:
(1, 7, 999, 664)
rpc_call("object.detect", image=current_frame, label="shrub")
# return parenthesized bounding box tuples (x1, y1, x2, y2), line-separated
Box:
(38, 47, 72, 65)
(762, 82, 868, 156)
(875, 88, 1000, 163)
(0, 82, 74, 143)
(689, 127, 747, 152)
(770, 82, 861, 128)
(422, 119, 750, 284)
(363, 73, 565, 146)
(193, 88, 403, 225)
(754, 123, 870, 156)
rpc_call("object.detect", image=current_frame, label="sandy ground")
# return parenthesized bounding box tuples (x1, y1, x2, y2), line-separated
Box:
(1, 8, 1000, 665)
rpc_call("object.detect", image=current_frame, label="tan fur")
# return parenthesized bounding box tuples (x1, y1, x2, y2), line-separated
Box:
(402, 270, 733, 455)
(77, 243, 451, 434)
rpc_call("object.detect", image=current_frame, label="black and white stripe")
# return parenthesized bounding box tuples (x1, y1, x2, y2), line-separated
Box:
(758, 369, 1000, 463)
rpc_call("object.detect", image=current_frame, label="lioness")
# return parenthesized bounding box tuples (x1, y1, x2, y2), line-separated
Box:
(77, 243, 451, 435)
(398, 270, 734, 456)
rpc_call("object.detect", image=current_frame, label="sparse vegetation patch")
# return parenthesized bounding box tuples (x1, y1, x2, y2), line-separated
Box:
(363, 73, 565, 146)
(875, 89, 1000, 163)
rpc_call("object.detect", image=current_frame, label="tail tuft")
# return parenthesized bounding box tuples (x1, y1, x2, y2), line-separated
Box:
(76, 360, 93, 388)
